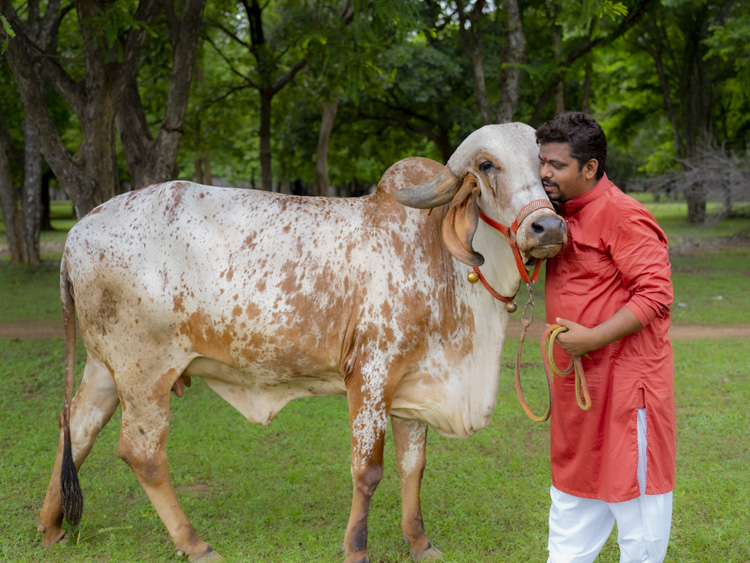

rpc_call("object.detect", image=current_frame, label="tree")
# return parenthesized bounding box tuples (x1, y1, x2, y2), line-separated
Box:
(0, 95, 24, 264)
(0, 4, 61, 264)
(456, 0, 492, 125)
(523, 0, 651, 126)
(2, 0, 162, 218)
(496, 0, 526, 123)
(630, 0, 740, 222)
(205, 0, 309, 192)
(116, 0, 207, 189)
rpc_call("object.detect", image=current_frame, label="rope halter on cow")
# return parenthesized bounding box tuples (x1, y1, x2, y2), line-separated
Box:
(466, 199, 553, 312)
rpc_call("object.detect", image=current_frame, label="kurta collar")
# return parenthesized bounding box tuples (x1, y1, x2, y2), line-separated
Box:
(556, 173, 614, 216)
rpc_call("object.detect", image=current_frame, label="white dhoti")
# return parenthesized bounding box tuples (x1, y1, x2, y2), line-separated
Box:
(547, 409, 673, 563)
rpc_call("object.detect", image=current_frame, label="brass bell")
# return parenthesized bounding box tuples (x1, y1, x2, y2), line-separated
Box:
(505, 301, 518, 313)
(467, 271, 479, 284)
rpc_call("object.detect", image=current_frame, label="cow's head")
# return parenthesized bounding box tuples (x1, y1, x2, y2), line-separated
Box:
(393, 123, 566, 267)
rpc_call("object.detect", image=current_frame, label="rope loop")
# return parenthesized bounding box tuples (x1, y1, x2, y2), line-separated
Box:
(515, 323, 591, 423)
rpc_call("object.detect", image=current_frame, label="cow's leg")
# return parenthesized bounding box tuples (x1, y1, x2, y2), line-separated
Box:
(342, 386, 390, 563)
(392, 417, 442, 562)
(116, 378, 223, 563)
(38, 355, 120, 547)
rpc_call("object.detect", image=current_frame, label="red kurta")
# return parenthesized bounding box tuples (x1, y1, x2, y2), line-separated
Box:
(545, 174, 676, 503)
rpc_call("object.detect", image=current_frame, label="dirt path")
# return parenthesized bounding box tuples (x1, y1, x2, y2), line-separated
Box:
(2, 320, 749, 341)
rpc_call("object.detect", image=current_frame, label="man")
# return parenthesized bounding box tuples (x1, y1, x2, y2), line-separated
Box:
(536, 112, 675, 563)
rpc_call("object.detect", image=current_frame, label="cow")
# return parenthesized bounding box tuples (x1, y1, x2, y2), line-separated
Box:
(37, 122, 566, 563)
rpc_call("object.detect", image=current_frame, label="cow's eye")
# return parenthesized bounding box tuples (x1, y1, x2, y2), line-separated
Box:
(479, 161, 493, 173)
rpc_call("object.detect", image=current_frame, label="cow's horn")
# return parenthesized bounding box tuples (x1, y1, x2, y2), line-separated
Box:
(393, 166, 461, 209)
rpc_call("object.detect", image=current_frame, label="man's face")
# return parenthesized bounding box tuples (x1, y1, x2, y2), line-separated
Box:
(538, 142, 597, 203)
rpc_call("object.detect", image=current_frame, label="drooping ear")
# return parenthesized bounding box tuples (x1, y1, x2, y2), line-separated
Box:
(441, 173, 484, 267)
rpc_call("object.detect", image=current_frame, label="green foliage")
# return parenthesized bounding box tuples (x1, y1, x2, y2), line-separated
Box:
(3, 0, 750, 212)
(1, 14, 15, 55)
(81, 1, 157, 62)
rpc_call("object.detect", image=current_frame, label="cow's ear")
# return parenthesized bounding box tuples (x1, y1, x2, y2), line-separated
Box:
(441, 173, 484, 267)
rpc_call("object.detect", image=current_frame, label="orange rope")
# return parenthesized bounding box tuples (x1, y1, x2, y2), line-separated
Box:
(515, 324, 591, 422)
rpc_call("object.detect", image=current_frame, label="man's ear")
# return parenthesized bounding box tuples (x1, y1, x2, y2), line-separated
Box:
(584, 158, 599, 180)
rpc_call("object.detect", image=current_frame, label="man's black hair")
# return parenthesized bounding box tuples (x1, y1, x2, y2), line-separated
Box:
(536, 112, 607, 180)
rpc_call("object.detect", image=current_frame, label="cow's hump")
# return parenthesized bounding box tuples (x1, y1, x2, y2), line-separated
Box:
(376, 157, 444, 196)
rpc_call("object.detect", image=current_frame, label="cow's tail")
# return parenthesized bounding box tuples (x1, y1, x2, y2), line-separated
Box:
(59, 259, 83, 526)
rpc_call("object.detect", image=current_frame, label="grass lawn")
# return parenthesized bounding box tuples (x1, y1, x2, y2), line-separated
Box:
(1, 195, 749, 562)
(0, 337, 748, 562)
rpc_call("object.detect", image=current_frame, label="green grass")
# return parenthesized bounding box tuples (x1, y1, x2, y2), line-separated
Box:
(0, 338, 747, 562)
(669, 247, 750, 325)
(633, 194, 750, 241)
(1, 195, 749, 561)
(0, 261, 62, 324)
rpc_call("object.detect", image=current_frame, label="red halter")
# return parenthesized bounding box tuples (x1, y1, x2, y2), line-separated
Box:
(472, 199, 554, 303)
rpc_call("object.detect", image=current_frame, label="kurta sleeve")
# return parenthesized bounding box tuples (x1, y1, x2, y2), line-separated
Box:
(608, 210, 673, 328)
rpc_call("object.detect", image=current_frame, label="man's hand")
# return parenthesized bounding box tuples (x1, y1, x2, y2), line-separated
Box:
(553, 306, 644, 357)
(553, 318, 599, 357)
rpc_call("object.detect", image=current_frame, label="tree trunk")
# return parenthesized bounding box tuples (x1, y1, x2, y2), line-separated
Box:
(639, 7, 718, 224)
(314, 101, 338, 197)
(0, 133, 23, 265)
(0, 101, 23, 264)
(496, 0, 526, 123)
(260, 88, 274, 191)
(116, 0, 206, 189)
(21, 118, 42, 264)
(457, 0, 491, 125)
(686, 185, 706, 224)
(3, 0, 161, 218)
(41, 170, 54, 231)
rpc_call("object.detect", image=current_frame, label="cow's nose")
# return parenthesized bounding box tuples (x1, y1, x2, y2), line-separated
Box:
(531, 214, 567, 246)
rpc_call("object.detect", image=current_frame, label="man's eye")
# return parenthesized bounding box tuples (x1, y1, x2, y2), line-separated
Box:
(479, 161, 493, 173)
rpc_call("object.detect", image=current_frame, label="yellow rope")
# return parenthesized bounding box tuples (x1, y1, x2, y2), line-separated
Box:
(543, 325, 591, 413)
(514, 324, 591, 423)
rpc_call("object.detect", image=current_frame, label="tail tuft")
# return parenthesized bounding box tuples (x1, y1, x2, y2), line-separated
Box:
(60, 429, 83, 526)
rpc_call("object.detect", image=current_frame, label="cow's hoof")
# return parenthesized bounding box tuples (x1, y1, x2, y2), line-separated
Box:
(343, 553, 370, 563)
(187, 545, 224, 562)
(412, 542, 443, 562)
(38, 524, 66, 548)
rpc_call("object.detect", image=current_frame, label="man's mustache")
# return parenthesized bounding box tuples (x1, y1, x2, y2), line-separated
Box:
(542, 180, 559, 188)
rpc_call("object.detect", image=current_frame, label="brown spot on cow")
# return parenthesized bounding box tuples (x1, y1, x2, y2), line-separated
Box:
(243, 234, 257, 251)
(151, 368, 180, 402)
(173, 295, 186, 313)
(245, 303, 261, 318)
(179, 309, 239, 367)
(164, 183, 187, 225)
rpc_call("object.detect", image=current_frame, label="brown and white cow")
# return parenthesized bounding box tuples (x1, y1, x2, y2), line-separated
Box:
(38, 122, 565, 563)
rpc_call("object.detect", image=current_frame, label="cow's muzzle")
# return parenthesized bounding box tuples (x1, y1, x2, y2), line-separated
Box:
(522, 214, 567, 259)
